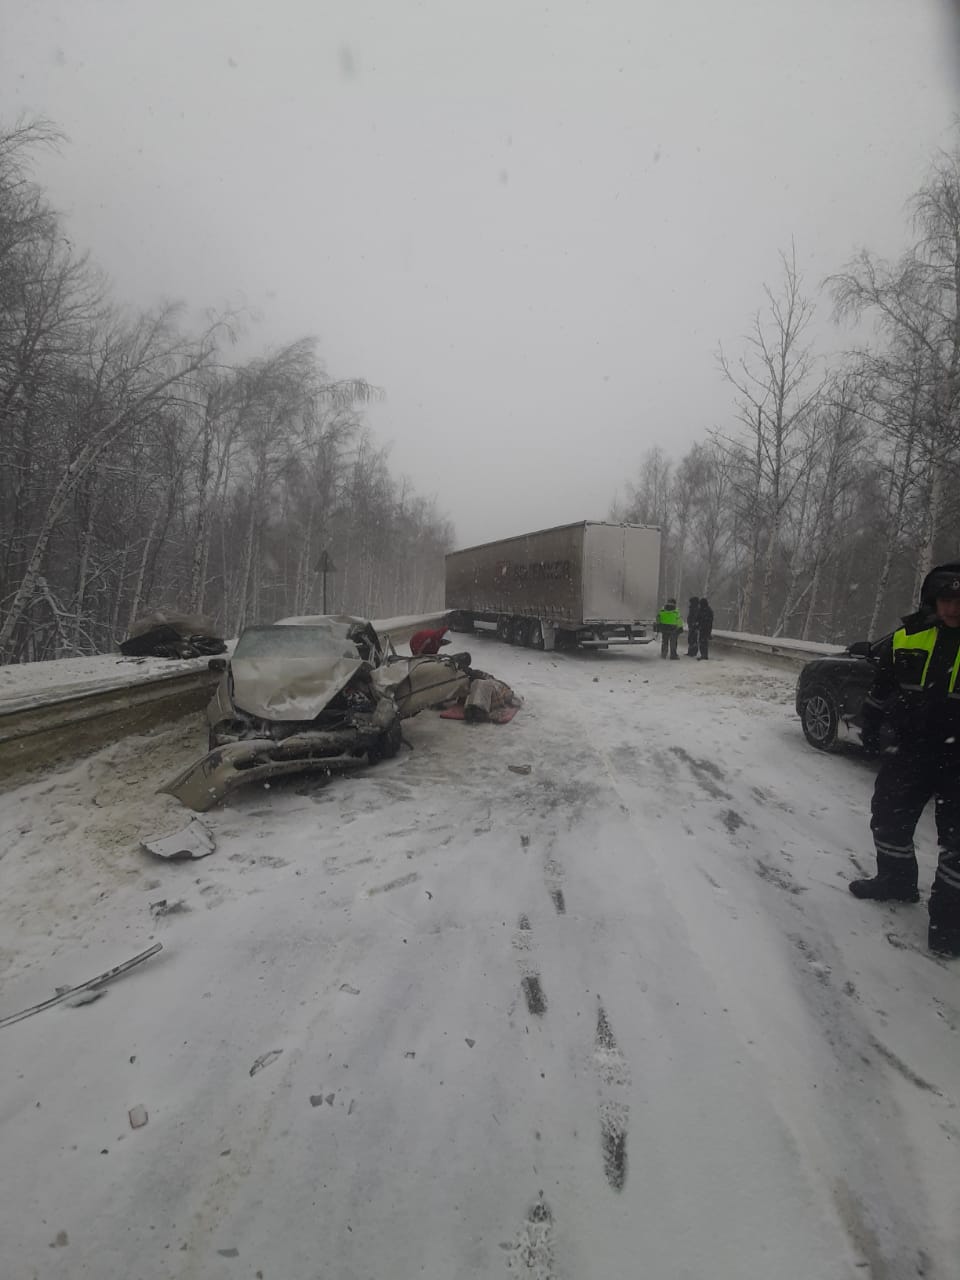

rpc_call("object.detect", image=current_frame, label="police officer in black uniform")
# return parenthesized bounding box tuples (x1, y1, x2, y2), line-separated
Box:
(850, 562, 960, 956)
(696, 597, 714, 660)
(686, 596, 700, 656)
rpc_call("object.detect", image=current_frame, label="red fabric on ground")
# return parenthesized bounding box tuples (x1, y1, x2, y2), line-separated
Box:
(409, 627, 450, 655)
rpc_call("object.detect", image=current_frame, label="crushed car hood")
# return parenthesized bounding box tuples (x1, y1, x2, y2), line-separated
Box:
(230, 653, 366, 722)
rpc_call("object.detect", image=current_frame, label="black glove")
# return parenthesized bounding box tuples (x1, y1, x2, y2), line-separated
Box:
(859, 701, 884, 755)
(860, 710, 898, 757)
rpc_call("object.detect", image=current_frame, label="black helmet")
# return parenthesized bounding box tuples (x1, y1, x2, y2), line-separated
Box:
(920, 562, 960, 607)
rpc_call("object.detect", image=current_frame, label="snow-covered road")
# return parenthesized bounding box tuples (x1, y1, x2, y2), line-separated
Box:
(2, 641, 959, 1279)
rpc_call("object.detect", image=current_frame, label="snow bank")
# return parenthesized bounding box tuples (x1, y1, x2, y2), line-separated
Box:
(0, 651, 219, 711)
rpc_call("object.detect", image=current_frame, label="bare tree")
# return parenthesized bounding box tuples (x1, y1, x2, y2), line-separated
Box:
(0, 308, 222, 657)
(0, 118, 473, 660)
(669, 444, 711, 600)
(692, 439, 731, 597)
(719, 245, 822, 633)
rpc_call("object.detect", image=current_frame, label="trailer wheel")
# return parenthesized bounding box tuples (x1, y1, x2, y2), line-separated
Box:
(525, 618, 544, 649)
(508, 617, 525, 645)
(496, 616, 511, 642)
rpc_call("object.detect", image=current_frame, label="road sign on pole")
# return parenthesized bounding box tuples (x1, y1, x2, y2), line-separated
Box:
(316, 549, 337, 613)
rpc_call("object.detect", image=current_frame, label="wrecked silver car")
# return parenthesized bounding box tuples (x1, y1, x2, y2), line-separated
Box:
(162, 617, 470, 811)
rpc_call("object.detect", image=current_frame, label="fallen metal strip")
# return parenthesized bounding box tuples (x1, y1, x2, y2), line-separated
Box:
(0, 943, 163, 1030)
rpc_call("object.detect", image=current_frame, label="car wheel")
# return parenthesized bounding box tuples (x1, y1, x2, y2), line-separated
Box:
(369, 719, 402, 763)
(800, 686, 840, 751)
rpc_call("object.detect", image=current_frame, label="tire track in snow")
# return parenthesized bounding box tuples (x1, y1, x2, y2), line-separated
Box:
(513, 914, 547, 1016)
(594, 1002, 630, 1192)
(542, 840, 567, 916)
(505, 1195, 555, 1278)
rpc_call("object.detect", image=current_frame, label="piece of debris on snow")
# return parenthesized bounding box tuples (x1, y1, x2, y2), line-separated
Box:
(141, 820, 215, 861)
(508, 764, 532, 775)
(65, 988, 106, 1009)
(465, 1038, 476, 1048)
(310, 1095, 324, 1107)
(462, 675, 522, 723)
(217, 1248, 240, 1258)
(128, 1104, 148, 1129)
(149, 898, 190, 918)
(49, 1230, 69, 1248)
(339, 983, 360, 996)
(120, 611, 226, 660)
(249, 1049, 283, 1077)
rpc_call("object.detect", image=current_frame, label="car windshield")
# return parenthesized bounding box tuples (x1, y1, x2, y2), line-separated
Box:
(233, 624, 359, 664)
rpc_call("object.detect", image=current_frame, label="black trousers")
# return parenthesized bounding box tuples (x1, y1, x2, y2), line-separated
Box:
(686, 626, 699, 656)
(698, 633, 710, 659)
(870, 749, 960, 927)
(660, 628, 679, 658)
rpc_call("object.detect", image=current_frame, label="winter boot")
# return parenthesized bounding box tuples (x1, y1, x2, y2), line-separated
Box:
(928, 922, 960, 957)
(849, 876, 919, 903)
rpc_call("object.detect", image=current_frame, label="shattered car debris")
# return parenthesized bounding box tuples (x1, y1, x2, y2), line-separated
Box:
(120, 611, 227, 660)
(141, 819, 216, 861)
(162, 616, 471, 811)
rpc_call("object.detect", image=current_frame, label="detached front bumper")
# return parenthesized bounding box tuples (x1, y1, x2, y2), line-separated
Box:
(162, 727, 382, 812)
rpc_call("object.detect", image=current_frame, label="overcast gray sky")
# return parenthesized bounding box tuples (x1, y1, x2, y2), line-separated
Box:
(1, 1, 957, 546)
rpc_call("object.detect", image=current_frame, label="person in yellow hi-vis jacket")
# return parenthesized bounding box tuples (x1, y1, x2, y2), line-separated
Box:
(850, 561, 960, 956)
(656, 598, 683, 660)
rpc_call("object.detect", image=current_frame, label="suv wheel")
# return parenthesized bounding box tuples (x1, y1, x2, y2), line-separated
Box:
(800, 686, 840, 751)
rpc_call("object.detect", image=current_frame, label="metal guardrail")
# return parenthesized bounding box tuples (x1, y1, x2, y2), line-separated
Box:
(710, 630, 843, 668)
(0, 667, 218, 788)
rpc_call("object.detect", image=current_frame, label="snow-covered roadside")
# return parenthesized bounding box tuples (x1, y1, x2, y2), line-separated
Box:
(0, 642, 958, 1278)
(0, 651, 219, 712)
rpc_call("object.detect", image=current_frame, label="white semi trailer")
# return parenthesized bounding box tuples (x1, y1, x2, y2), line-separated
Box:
(445, 521, 662, 650)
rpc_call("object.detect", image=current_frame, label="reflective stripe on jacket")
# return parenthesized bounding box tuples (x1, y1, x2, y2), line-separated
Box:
(864, 618, 960, 747)
(892, 626, 960, 695)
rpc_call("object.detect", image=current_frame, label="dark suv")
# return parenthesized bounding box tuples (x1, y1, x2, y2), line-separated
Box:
(794, 637, 889, 752)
